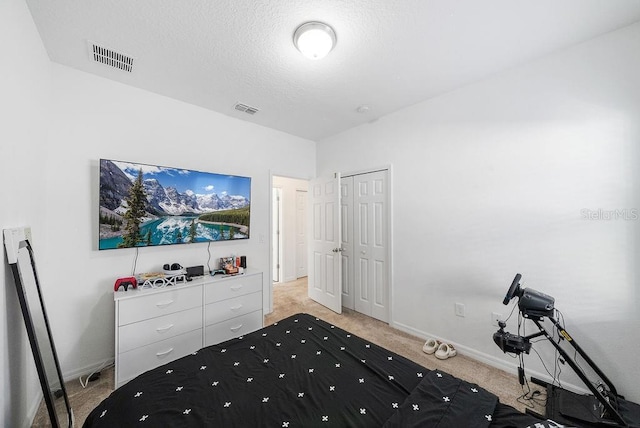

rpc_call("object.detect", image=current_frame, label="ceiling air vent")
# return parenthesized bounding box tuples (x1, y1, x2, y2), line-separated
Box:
(88, 41, 134, 73)
(234, 103, 259, 115)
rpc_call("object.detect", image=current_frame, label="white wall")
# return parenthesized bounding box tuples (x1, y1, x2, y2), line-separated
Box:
(2, 12, 315, 425)
(318, 22, 640, 402)
(272, 176, 309, 283)
(1, 0, 52, 426)
(39, 63, 315, 380)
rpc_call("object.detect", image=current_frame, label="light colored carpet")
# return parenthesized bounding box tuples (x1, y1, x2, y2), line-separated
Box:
(264, 278, 546, 416)
(31, 365, 114, 427)
(32, 277, 545, 426)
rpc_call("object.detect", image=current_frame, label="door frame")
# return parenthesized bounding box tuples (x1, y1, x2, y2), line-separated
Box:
(268, 171, 312, 314)
(295, 189, 308, 279)
(269, 166, 393, 323)
(341, 165, 393, 323)
(272, 187, 282, 283)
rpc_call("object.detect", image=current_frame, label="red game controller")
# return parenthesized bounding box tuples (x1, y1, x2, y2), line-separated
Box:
(114, 276, 138, 291)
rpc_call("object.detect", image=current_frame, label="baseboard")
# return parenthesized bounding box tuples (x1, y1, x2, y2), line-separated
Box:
(390, 319, 589, 396)
(62, 357, 114, 384)
(26, 390, 43, 428)
(25, 358, 114, 427)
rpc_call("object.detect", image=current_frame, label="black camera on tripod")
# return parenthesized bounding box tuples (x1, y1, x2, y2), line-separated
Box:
(492, 320, 532, 354)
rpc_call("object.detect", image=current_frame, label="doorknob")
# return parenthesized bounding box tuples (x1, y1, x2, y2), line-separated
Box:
(332, 248, 343, 253)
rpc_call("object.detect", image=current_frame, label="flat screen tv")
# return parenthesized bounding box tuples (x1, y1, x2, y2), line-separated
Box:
(99, 159, 251, 250)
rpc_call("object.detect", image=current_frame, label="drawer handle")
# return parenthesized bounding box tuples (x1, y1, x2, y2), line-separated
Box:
(156, 299, 175, 308)
(230, 304, 243, 311)
(156, 347, 174, 358)
(229, 324, 243, 332)
(156, 324, 174, 333)
(230, 284, 243, 291)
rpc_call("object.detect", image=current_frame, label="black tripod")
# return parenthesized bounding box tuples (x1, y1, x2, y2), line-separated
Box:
(494, 274, 639, 427)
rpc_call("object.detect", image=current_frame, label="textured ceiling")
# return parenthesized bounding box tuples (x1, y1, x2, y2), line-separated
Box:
(25, 0, 640, 141)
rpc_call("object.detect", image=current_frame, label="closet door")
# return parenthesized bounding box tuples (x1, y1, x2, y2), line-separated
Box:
(353, 170, 389, 322)
(340, 176, 355, 310)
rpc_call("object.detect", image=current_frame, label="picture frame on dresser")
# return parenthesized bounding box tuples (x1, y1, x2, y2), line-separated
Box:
(113, 270, 263, 388)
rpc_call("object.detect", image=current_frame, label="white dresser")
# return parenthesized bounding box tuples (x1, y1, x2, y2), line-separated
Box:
(203, 271, 264, 346)
(114, 270, 263, 388)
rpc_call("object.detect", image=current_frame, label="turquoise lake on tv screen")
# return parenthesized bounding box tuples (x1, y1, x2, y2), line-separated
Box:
(99, 216, 246, 250)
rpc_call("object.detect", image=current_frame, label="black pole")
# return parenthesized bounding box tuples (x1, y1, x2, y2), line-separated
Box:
(532, 317, 626, 426)
(10, 262, 61, 428)
(24, 241, 73, 427)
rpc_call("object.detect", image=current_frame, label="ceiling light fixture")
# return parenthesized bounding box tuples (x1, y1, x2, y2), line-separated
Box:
(293, 22, 337, 60)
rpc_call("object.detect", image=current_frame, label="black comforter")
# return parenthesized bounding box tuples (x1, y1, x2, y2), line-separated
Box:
(84, 313, 556, 427)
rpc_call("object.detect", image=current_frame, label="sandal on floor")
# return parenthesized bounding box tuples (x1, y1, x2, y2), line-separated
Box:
(422, 338, 440, 354)
(435, 343, 457, 360)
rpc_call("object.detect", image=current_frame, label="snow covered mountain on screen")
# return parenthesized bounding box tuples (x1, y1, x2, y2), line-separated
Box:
(143, 179, 249, 216)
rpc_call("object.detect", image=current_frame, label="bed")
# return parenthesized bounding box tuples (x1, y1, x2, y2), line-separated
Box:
(84, 313, 556, 427)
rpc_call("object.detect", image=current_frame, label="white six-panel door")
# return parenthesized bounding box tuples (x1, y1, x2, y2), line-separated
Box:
(308, 174, 342, 314)
(340, 176, 355, 310)
(350, 170, 389, 322)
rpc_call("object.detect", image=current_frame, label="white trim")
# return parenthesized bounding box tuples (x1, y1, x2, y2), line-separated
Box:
(272, 186, 283, 284)
(62, 358, 114, 384)
(25, 390, 43, 428)
(28, 360, 110, 427)
(341, 165, 390, 178)
(267, 172, 274, 315)
(390, 320, 589, 396)
(387, 165, 394, 327)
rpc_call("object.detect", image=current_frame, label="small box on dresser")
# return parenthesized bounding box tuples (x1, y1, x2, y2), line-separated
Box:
(114, 270, 263, 388)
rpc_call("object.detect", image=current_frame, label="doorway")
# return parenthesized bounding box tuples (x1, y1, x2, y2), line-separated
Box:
(271, 176, 309, 285)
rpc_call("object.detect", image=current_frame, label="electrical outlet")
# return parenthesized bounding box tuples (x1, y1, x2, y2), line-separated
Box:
(455, 302, 465, 317)
(491, 312, 503, 327)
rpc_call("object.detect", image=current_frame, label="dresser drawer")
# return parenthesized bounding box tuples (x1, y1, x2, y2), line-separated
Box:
(118, 286, 202, 326)
(204, 311, 263, 346)
(118, 306, 202, 353)
(117, 329, 202, 387)
(204, 274, 262, 305)
(204, 291, 262, 327)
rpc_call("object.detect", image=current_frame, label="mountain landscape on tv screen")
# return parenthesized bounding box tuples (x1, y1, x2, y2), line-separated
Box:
(99, 159, 250, 249)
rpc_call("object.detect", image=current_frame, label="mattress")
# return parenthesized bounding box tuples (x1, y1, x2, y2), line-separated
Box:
(83, 313, 557, 427)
